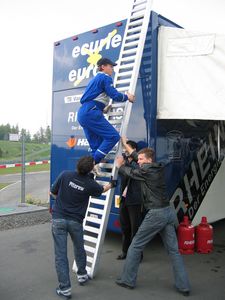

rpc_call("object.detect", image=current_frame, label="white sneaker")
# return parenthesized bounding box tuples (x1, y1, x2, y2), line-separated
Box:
(77, 274, 89, 285)
(56, 287, 71, 299)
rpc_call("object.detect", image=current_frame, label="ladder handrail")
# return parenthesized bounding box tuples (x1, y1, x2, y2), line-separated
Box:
(73, 0, 153, 279)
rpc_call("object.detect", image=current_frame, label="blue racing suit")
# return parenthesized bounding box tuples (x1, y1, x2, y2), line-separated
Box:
(78, 72, 128, 163)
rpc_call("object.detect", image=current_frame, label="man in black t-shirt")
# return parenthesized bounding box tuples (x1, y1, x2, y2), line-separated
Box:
(50, 156, 113, 299)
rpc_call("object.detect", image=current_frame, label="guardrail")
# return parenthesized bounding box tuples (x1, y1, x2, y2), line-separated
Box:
(0, 160, 50, 169)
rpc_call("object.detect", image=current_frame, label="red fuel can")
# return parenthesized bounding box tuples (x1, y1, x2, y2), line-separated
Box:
(196, 216, 213, 254)
(178, 216, 195, 254)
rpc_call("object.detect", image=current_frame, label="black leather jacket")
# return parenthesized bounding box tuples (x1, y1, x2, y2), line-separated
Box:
(119, 162, 169, 210)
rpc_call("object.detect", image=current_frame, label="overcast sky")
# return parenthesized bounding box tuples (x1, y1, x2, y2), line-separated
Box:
(0, 0, 225, 134)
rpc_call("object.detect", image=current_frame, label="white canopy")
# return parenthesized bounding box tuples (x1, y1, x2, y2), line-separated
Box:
(157, 26, 225, 120)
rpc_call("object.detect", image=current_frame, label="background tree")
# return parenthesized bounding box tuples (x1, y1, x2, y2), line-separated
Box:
(0, 123, 51, 143)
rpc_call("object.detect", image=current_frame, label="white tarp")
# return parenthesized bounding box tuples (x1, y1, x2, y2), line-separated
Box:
(157, 26, 225, 120)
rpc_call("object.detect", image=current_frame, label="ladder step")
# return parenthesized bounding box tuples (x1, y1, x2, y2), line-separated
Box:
(86, 216, 102, 225)
(127, 27, 142, 34)
(118, 70, 133, 77)
(116, 78, 131, 85)
(86, 266, 92, 274)
(120, 55, 136, 62)
(133, 0, 147, 7)
(135, 0, 147, 3)
(88, 207, 104, 215)
(130, 13, 144, 21)
(109, 119, 122, 125)
(84, 225, 100, 234)
(124, 40, 139, 48)
(111, 102, 126, 108)
(119, 63, 134, 70)
(95, 171, 112, 178)
(84, 235, 98, 244)
(87, 256, 94, 264)
(122, 48, 137, 56)
(104, 153, 116, 160)
(107, 111, 124, 117)
(132, 4, 146, 14)
(99, 162, 114, 168)
(90, 198, 106, 205)
(128, 19, 143, 28)
(125, 33, 141, 41)
(84, 245, 96, 254)
(96, 180, 110, 185)
(116, 87, 128, 92)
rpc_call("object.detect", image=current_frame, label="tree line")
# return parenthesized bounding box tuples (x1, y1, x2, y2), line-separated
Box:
(0, 124, 51, 143)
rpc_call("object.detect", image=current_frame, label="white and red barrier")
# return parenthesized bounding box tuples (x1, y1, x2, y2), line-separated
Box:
(0, 160, 50, 169)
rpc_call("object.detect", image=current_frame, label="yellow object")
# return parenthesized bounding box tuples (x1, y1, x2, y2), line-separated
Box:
(74, 29, 118, 87)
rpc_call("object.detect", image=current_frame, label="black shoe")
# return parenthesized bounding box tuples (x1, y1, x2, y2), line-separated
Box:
(115, 279, 134, 290)
(56, 287, 72, 299)
(117, 253, 127, 260)
(177, 289, 190, 297)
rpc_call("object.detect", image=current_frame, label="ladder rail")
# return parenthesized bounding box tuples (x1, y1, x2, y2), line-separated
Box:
(73, 0, 153, 279)
(110, 0, 153, 178)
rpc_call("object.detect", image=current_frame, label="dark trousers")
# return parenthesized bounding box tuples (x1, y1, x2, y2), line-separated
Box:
(119, 200, 143, 254)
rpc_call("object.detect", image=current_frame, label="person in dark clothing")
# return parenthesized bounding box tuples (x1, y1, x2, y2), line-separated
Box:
(115, 148, 190, 297)
(117, 137, 143, 260)
(50, 156, 114, 299)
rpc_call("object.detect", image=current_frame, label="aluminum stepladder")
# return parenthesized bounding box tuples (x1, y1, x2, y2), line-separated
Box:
(73, 0, 153, 278)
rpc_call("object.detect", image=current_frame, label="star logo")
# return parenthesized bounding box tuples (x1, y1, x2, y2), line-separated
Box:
(74, 29, 118, 87)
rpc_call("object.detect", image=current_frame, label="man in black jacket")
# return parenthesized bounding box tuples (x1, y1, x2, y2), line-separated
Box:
(117, 138, 143, 260)
(115, 148, 190, 296)
(50, 156, 113, 299)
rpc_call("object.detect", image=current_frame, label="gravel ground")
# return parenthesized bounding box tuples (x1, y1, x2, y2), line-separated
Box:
(0, 210, 51, 231)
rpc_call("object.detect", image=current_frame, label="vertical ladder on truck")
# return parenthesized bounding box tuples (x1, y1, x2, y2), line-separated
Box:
(73, 0, 153, 278)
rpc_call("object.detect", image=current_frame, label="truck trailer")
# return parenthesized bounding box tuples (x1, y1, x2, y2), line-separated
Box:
(51, 10, 225, 234)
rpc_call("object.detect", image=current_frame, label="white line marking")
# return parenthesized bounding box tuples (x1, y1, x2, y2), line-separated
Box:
(0, 171, 50, 177)
(0, 181, 20, 192)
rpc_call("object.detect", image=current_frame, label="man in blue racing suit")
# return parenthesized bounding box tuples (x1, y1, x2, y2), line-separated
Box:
(78, 57, 135, 166)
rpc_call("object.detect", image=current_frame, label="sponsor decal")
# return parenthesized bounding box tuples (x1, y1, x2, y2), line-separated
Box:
(170, 121, 225, 223)
(68, 181, 84, 191)
(66, 136, 89, 148)
(64, 95, 82, 104)
(68, 29, 122, 87)
(66, 136, 77, 148)
(207, 240, 213, 244)
(184, 240, 195, 245)
(67, 109, 83, 131)
(166, 130, 184, 160)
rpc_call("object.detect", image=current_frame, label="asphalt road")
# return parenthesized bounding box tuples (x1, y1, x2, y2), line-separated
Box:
(0, 171, 50, 206)
(0, 220, 224, 300)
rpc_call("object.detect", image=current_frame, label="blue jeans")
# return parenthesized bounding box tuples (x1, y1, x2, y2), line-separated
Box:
(119, 206, 190, 291)
(52, 218, 87, 290)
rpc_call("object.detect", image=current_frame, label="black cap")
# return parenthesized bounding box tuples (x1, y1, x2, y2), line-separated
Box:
(97, 57, 117, 67)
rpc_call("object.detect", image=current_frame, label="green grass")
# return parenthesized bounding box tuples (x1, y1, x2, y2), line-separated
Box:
(0, 140, 50, 163)
(0, 163, 50, 175)
(0, 182, 11, 190)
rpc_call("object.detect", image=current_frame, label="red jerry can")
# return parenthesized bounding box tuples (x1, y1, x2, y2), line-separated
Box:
(178, 216, 195, 254)
(196, 216, 213, 254)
